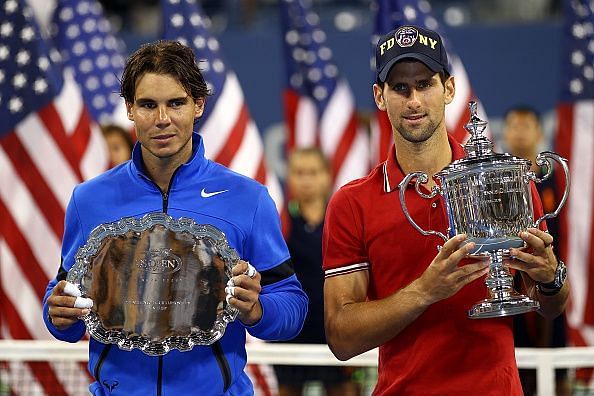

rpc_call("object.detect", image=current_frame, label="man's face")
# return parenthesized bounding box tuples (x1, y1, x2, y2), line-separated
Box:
(503, 111, 542, 156)
(126, 72, 204, 166)
(287, 152, 331, 203)
(373, 61, 454, 144)
(104, 132, 131, 167)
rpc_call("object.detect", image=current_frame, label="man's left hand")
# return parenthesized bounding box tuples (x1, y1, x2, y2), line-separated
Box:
(506, 227, 557, 284)
(225, 260, 263, 325)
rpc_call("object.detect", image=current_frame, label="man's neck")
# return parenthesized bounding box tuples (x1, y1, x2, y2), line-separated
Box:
(394, 130, 453, 188)
(298, 198, 326, 226)
(146, 162, 179, 193)
(142, 149, 192, 193)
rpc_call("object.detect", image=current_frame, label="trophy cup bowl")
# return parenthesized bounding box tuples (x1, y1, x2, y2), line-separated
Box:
(67, 212, 240, 355)
(398, 102, 570, 319)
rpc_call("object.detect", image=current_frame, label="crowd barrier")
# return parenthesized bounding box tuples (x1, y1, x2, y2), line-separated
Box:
(1, 340, 593, 396)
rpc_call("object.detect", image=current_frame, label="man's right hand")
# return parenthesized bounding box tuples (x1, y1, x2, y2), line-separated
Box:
(46, 281, 92, 330)
(416, 234, 490, 304)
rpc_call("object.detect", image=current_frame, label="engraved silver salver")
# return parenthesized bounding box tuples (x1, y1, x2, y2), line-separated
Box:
(66, 212, 239, 356)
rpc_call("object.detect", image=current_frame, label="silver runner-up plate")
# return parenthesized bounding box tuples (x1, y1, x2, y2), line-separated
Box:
(66, 212, 240, 356)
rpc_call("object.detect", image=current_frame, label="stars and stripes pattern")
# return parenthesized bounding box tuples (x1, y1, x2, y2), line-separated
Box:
(50, 0, 129, 127)
(161, 0, 283, 211)
(370, 0, 488, 165)
(280, 0, 370, 191)
(0, 0, 108, 394)
(555, 0, 594, 385)
(160, 0, 282, 394)
(51, 0, 130, 127)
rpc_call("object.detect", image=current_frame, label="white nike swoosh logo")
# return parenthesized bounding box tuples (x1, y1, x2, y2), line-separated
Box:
(201, 188, 229, 198)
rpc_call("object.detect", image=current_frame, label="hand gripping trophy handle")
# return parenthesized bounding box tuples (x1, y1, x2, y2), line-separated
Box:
(530, 151, 571, 228)
(398, 172, 448, 245)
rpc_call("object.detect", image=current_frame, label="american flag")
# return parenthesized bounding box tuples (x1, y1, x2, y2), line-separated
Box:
(160, 0, 282, 394)
(49, 0, 129, 127)
(160, 0, 283, 212)
(0, 0, 108, 394)
(280, 0, 370, 190)
(556, 0, 594, 385)
(370, 0, 489, 165)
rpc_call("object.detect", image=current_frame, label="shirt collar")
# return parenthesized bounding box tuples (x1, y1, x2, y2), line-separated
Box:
(383, 133, 466, 193)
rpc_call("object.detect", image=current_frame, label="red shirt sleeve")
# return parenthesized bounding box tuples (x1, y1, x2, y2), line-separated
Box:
(322, 187, 368, 273)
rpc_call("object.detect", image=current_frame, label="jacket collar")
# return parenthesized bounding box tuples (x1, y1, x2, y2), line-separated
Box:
(130, 132, 206, 179)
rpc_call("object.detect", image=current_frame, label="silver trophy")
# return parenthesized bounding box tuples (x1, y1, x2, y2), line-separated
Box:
(67, 212, 239, 355)
(399, 102, 570, 319)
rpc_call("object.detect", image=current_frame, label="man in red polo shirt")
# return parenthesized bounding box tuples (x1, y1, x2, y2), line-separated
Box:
(322, 25, 569, 395)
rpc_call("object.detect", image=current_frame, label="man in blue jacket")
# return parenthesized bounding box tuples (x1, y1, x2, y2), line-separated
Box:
(43, 40, 308, 396)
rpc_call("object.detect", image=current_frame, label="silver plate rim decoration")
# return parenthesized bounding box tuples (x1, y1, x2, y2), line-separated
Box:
(67, 212, 239, 356)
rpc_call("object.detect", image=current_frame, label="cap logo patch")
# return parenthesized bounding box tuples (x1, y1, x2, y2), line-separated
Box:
(395, 26, 418, 48)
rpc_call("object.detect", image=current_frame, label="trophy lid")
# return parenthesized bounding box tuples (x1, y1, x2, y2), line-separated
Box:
(463, 101, 493, 159)
(436, 101, 530, 177)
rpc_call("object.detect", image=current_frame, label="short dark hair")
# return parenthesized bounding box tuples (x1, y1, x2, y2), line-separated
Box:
(287, 147, 331, 173)
(120, 40, 211, 103)
(504, 105, 541, 122)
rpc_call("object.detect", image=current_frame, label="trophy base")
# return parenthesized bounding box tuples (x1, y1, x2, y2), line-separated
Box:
(463, 237, 525, 256)
(468, 294, 540, 319)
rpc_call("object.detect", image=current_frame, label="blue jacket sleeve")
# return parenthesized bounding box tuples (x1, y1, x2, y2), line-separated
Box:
(42, 188, 87, 342)
(243, 189, 308, 340)
(247, 274, 308, 341)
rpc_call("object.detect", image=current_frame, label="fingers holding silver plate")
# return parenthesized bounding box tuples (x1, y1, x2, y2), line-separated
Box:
(74, 297, 94, 309)
(225, 279, 236, 304)
(244, 262, 257, 279)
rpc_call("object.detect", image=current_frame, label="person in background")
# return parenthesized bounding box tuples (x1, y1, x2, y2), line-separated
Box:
(503, 105, 569, 396)
(275, 147, 360, 396)
(101, 124, 135, 167)
(322, 25, 569, 395)
(42, 40, 308, 396)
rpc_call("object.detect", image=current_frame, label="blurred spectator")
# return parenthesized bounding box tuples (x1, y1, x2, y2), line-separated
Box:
(503, 105, 570, 396)
(101, 124, 134, 167)
(275, 147, 360, 396)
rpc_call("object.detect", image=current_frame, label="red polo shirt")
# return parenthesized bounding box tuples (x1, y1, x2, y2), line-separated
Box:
(323, 136, 542, 395)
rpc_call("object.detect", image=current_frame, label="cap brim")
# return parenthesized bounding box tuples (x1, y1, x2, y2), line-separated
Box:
(378, 53, 445, 82)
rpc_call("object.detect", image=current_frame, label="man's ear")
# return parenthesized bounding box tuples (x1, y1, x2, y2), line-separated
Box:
(126, 103, 134, 121)
(444, 76, 455, 105)
(194, 97, 205, 119)
(373, 84, 386, 111)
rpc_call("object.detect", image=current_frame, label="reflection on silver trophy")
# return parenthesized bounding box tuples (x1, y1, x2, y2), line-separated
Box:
(399, 102, 570, 319)
(67, 213, 239, 355)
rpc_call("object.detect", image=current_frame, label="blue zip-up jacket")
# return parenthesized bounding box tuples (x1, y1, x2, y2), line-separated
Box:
(42, 133, 308, 396)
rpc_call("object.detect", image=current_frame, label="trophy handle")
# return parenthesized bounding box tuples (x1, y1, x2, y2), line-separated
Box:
(531, 151, 571, 228)
(398, 171, 448, 242)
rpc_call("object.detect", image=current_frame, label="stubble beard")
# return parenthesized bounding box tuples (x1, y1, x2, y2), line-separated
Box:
(397, 118, 440, 144)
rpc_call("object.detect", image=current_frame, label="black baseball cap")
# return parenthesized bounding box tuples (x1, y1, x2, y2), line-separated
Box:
(376, 25, 449, 83)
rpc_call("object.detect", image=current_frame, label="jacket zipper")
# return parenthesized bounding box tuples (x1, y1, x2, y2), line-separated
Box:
(157, 356, 163, 396)
(93, 344, 112, 386)
(211, 342, 231, 392)
(142, 166, 182, 213)
(148, 166, 181, 395)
